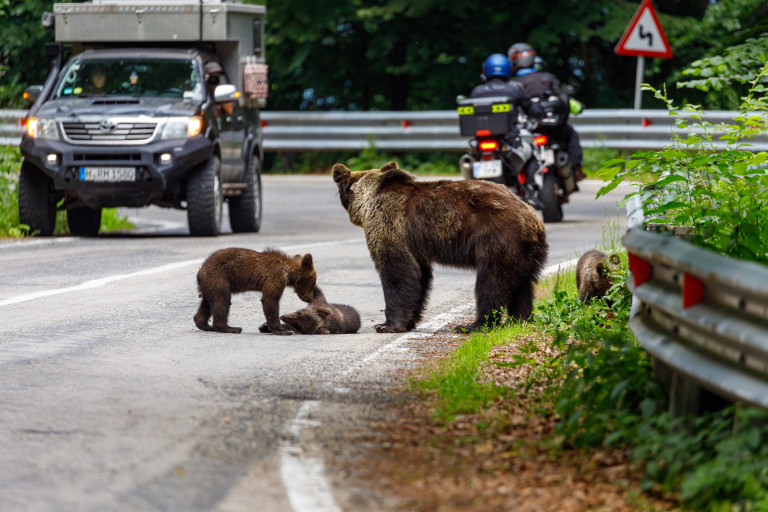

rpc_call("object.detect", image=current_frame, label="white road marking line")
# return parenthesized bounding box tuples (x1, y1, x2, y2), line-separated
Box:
(279, 257, 578, 512)
(0, 238, 365, 308)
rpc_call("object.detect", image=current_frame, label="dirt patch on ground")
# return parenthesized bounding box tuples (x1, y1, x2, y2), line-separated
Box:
(327, 332, 680, 511)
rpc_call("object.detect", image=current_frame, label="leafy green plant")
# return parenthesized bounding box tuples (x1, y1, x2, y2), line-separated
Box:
(0, 146, 26, 236)
(598, 61, 768, 265)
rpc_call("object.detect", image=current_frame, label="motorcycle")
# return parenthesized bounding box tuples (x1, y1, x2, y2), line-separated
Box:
(456, 95, 537, 203)
(526, 93, 580, 223)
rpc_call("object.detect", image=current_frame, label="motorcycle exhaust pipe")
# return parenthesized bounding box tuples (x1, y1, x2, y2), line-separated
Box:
(459, 154, 475, 180)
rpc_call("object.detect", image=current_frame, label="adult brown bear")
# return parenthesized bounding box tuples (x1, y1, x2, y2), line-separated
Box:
(332, 161, 548, 333)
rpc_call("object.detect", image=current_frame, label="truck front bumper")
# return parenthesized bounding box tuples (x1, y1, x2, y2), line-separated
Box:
(20, 136, 212, 208)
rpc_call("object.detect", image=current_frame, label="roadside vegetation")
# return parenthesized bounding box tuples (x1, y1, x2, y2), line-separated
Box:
(599, 35, 768, 265)
(411, 246, 768, 510)
(407, 37, 768, 510)
(0, 146, 133, 238)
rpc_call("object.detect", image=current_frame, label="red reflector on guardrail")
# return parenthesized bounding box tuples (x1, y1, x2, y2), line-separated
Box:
(628, 252, 652, 287)
(401, 119, 410, 129)
(682, 273, 704, 308)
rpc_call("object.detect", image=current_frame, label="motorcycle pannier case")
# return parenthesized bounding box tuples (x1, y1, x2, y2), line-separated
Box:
(457, 96, 516, 137)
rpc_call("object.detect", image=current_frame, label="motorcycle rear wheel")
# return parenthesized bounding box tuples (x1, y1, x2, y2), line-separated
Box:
(540, 171, 563, 223)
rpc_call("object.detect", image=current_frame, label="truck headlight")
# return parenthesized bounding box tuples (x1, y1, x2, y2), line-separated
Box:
(26, 118, 60, 140)
(160, 116, 203, 140)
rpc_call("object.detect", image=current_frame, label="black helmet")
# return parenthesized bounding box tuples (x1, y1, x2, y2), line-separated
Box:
(507, 42, 536, 73)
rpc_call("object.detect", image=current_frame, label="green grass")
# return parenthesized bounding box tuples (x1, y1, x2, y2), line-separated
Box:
(413, 322, 534, 422)
(412, 238, 768, 510)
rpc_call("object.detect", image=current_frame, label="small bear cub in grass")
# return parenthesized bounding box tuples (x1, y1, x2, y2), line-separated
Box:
(194, 248, 316, 334)
(259, 286, 361, 335)
(576, 249, 621, 303)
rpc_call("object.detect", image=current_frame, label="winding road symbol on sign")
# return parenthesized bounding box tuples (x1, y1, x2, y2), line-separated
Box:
(615, 0, 673, 59)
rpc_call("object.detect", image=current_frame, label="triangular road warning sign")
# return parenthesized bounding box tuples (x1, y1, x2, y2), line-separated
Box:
(615, 0, 674, 58)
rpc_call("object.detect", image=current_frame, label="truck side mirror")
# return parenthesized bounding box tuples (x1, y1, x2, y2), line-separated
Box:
(23, 85, 44, 106)
(213, 84, 240, 103)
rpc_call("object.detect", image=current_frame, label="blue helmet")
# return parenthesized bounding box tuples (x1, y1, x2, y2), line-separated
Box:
(482, 54, 511, 80)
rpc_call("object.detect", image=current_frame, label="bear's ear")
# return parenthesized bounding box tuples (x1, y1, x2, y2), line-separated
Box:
(609, 254, 621, 266)
(332, 163, 351, 183)
(379, 161, 399, 172)
(301, 253, 314, 269)
(316, 306, 333, 319)
(379, 166, 416, 187)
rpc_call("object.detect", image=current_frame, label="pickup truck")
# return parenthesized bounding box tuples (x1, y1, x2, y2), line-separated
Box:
(19, 0, 267, 237)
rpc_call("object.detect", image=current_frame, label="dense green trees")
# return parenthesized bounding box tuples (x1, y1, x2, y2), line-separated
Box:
(1, 0, 767, 110)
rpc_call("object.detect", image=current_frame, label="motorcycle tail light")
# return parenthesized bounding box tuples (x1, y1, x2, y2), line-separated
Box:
(534, 135, 548, 146)
(479, 140, 498, 151)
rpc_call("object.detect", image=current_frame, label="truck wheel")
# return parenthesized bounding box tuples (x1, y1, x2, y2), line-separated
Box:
(186, 155, 223, 236)
(228, 155, 262, 233)
(67, 207, 102, 237)
(18, 160, 56, 237)
(540, 171, 563, 223)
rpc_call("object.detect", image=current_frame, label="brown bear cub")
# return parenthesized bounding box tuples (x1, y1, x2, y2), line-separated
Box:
(332, 161, 548, 333)
(194, 248, 316, 334)
(258, 286, 361, 335)
(576, 250, 621, 303)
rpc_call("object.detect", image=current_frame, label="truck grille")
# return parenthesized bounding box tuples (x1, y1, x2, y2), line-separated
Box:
(61, 121, 158, 143)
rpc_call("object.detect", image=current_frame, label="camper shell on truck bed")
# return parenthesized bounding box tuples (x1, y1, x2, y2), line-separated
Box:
(19, 0, 268, 237)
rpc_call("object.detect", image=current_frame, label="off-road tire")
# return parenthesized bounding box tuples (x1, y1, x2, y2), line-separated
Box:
(67, 207, 102, 237)
(18, 160, 56, 236)
(186, 156, 223, 237)
(540, 171, 563, 223)
(228, 155, 262, 233)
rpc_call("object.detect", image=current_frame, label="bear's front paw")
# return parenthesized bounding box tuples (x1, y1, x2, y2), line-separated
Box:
(258, 322, 271, 333)
(374, 323, 408, 333)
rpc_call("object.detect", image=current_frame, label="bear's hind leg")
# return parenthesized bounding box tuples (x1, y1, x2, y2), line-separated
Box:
(194, 297, 214, 331)
(456, 264, 507, 333)
(506, 277, 535, 322)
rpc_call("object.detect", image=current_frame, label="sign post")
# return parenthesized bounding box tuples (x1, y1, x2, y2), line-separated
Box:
(615, 0, 674, 109)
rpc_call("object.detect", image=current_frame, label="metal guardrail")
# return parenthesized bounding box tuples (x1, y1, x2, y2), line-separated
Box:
(0, 110, 26, 146)
(623, 228, 768, 414)
(3, 108, 768, 152)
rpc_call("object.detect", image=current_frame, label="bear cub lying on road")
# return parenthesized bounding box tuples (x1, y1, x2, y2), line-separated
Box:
(194, 248, 316, 334)
(259, 286, 361, 335)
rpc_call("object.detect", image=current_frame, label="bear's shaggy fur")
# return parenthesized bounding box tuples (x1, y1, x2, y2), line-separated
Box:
(259, 286, 361, 335)
(332, 161, 548, 333)
(576, 250, 621, 303)
(194, 248, 316, 334)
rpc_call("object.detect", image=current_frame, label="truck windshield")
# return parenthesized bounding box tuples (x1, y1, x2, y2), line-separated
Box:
(55, 58, 204, 100)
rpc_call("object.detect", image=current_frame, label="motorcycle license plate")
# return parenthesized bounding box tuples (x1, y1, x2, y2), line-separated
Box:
(541, 149, 556, 165)
(79, 166, 136, 182)
(472, 159, 502, 179)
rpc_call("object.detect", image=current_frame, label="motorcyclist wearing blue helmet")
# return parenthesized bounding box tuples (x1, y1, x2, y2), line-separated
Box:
(470, 54, 544, 206)
(508, 43, 585, 183)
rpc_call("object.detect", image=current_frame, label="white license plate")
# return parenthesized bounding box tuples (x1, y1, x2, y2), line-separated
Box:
(79, 167, 136, 182)
(472, 159, 502, 179)
(541, 149, 555, 165)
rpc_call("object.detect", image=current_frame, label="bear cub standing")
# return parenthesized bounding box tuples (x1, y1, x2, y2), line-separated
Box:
(194, 248, 316, 334)
(259, 286, 361, 335)
(576, 250, 621, 303)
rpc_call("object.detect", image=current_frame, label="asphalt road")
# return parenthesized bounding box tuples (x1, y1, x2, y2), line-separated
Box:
(0, 175, 631, 511)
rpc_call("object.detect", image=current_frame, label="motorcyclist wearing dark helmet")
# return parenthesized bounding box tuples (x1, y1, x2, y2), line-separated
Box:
(470, 54, 545, 206)
(508, 43, 585, 183)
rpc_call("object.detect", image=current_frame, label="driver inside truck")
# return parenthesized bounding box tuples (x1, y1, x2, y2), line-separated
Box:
(205, 61, 234, 117)
(88, 65, 108, 94)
